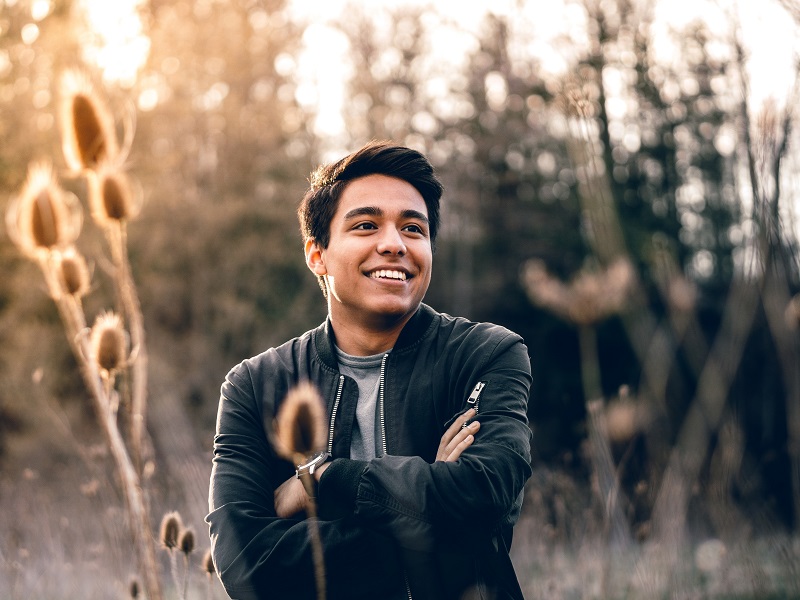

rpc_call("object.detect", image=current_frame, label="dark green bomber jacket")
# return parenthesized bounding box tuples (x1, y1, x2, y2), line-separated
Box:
(207, 303, 532, 600)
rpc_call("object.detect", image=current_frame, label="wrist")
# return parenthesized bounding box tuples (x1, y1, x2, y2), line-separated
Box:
(295, 450, 331, 480)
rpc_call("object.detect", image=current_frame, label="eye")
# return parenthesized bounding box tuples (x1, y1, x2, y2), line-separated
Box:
(403, 223, 426, 235)
(353, 222, 377, 231)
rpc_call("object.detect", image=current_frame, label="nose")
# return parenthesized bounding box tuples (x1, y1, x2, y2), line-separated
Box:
(376, 227, 406, 256)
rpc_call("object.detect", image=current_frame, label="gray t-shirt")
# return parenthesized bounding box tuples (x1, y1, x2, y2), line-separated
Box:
(334, 346, 388, 460)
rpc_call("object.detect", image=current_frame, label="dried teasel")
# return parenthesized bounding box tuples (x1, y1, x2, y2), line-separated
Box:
(522, 258, 634, 326)
(90, 312, 127, 376)
(5, 162, 82, 258)
(202, 548, 215, 575)
(159, 511, 183, 550)
(273, 381, 327, 461)
(178, 528, 195, 555)
(521, 260, 571, 312)
(59, 69, 119, 172)
(87, 163, 141, 226)
(128, 577, 140, 599)
(54, 246, 91, 298)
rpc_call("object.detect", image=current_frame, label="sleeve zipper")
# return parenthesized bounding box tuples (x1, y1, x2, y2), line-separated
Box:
(462, 381, 486, 429)
(467, 381, 486, 413)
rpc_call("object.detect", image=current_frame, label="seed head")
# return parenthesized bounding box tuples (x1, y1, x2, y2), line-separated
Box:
(88, 164, 139, 225)
(55, 247, 90, 298)
(522, 260, 571, 311)
(522, 258, 634, 326)
(128, 577, 140, 599)
(90, 312, 127, 375)
(273, 382, 327, 461)
(6, 162, 82, 257)
(202, 549, 215, 575)
(179, 528, 195, 555)
(59, 70, 119, 172)
(159, 511, 182, 550)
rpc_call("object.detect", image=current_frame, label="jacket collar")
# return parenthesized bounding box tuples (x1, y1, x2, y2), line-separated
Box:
(314, 303, 436, 370)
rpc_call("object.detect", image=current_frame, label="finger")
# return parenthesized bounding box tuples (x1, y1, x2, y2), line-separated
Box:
(444, 420, 480, 454)
(457, 408, 477, 429)
(444, 434, 474, 462)
(437, 420, 480, 461)
(438, 409, 476, 453)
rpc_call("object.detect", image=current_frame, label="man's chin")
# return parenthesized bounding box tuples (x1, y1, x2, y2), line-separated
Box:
(366, 301, 420, 324)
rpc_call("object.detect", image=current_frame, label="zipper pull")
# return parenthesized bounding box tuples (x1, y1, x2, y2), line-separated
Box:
(467, 381, 485, 405)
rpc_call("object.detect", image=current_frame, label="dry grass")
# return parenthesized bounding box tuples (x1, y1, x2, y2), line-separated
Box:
(511, 469, 800, 600)
(0, 462, 225, 600)
(2, 459, 797, 600)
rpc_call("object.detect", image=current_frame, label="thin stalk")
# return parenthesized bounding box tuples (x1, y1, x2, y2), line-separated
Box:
(299, 472, 326, 600)
(169, 550, 180, 599)
(107, 220, 148, 475)
(182, 554, 190, 600)
(39, 256, 162, 600)
(648, 278, 760, 562)
(579, 325, 631, 553)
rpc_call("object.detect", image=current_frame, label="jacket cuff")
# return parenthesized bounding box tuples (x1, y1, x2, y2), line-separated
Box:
(318, 458, 368, 520)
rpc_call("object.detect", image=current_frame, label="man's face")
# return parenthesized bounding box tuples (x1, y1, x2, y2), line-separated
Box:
(305, 173, 433, 331)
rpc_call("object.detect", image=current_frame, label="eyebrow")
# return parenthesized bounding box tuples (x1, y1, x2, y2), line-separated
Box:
(342, 206, 429, 225)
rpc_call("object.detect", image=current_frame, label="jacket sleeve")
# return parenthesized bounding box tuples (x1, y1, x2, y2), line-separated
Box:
(317, 334, 532, 552)
(206, 364, 404, 600)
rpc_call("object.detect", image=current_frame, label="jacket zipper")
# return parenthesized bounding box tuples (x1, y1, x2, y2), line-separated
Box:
(464, 381, 486, 424)
(379, 354, 388, 456)
(327, 375, 345, 454)
(379, 355, 412, 599)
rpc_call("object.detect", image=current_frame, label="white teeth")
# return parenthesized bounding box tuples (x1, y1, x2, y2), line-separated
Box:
(371, 270, 406, 281)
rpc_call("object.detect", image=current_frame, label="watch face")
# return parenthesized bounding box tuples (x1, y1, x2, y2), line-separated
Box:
(296, 451, 329, 478)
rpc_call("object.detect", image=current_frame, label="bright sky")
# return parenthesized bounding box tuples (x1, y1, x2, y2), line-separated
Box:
(68, 0, 798, 120)
(75, 0, 150, 88)
(287, 0, 580, 144)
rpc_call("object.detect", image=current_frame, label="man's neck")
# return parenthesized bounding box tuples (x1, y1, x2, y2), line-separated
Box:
(328, 312, 412, 356)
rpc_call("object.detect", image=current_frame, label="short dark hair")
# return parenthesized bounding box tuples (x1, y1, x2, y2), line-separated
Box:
(298, 141, 443, 297)
(298, 140, 443, 249)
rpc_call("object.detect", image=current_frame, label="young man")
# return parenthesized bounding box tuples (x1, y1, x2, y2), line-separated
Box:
(207, 142, 532, 599)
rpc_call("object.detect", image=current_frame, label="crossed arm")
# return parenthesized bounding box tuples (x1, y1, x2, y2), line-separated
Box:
(274, 408, 481, 518)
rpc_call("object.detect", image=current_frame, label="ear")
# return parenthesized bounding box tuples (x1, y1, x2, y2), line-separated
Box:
(304, 238, 327, 275)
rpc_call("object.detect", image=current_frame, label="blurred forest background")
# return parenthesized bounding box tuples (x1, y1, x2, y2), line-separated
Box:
(1, 0, 800, 597)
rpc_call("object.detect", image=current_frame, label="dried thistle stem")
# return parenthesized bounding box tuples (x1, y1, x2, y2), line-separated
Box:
(104, 219, 149, 475)
(298, 470, 326, 600)
(273, 383, 328, 600)
(36, 252, 162, 600)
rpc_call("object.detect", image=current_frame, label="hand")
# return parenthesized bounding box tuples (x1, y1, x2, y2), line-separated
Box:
(274, 477, 307, 518)
(436, 408, 480, 462)
(274, 462, 331, 518)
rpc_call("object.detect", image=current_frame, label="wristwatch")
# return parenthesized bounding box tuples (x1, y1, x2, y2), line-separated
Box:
(295, 451, 331, 479)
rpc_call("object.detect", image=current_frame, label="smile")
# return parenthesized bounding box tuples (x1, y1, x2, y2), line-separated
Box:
(369, 269, 408, 281)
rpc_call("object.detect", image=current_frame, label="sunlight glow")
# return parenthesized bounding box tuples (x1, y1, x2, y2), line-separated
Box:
(290, 0, 799, 148)
(653, 0, 798, 111)
(77, 0, 150, 87)
(31, 0, 52, 21)
(736, 0, 798, 109)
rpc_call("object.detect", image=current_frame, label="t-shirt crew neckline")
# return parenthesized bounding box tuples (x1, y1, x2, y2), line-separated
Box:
(334, 345, 390, 460)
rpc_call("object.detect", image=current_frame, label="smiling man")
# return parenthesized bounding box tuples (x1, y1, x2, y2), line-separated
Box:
(207, 142, 532, 600)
